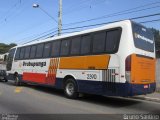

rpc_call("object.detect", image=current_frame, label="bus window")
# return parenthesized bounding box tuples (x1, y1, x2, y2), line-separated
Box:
(19, 47, 25, 59)
(51, 41, 61, 57)
(92, 32, 106, 54)
(36, 44, 44, 58)
(15, 48, 20, 60)
(106, 29, 121, 53)
(60, 39, 70, 56)
(43, 42, 51, 58)
(132, 22, 154, 52)
(30, 45, 36, 59)
(81, 35, 91, 55)
(71, 37, 81, 55)
(24, 46, 31, 59)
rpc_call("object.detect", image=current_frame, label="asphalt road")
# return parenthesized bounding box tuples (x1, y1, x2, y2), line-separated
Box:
(0, 81, 160, 120)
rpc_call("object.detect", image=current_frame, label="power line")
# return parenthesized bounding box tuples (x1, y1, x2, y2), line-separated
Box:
(0, 0, 32, 27)
(64, 5, 160, 26)
(21, 30, 58, 44)
(131, 13, 160, 20)
(7, 1, 160, 45)
(63, 0, 105, 16)
(38, 6, 58, 23)
(8, 19, 54, 40)
(63, 1, 160, 26)
(16, 12, 160, 44)
(0, 0, 21, 24)
(62, 12, 160, 31)
(61, 30, 82, 35)
(15, 0, 160, 35)
(14, 28, 57, 43)
(140, 18, 160, 23)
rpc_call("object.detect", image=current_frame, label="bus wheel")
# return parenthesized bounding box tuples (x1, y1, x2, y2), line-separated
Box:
(64, 78, 78, 99)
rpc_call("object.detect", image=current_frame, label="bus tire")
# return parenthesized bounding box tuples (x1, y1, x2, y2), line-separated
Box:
(64, 78, 78, 99)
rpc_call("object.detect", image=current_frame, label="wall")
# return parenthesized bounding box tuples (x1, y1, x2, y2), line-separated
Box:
(0, 63, 6, 70)
(156, 59, 160, 91)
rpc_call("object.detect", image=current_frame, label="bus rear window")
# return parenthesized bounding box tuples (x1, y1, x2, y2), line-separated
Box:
(132, 22, 154, 52)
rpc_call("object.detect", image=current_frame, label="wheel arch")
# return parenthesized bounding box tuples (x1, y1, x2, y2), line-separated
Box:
(63, 75, 79, 91)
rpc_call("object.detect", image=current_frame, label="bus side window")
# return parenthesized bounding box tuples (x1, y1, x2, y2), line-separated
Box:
(35, 43, 44, 58)
(30, 46, 37, 59)
(24, 46, 31, 59)
(19, 47, 25, 59)
(92, 32, 106, 54)
(43, 42, 51, 58)
(70, 37, 81, 56)
(106, 29, 121, 53)
(51, 41, 61, 57)
(81, 35, 91, 55)
(15, 48, 21, 60)
(60, 39, 70, 56)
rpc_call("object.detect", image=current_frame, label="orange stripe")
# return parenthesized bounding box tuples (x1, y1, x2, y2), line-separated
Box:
(59, 54, 110, 70)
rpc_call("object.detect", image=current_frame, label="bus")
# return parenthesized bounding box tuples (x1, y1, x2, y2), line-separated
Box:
(6, 20, 156, 99)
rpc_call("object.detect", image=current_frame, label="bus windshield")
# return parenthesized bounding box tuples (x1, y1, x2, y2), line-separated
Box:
(132, 22, 154, 52)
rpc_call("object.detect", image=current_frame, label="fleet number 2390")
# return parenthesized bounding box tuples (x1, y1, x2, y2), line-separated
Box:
(87, 74, 97, 80)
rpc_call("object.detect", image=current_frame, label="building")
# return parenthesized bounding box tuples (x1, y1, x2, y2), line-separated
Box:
(0, 54, 4, 62)
(0, 53, 8, 63)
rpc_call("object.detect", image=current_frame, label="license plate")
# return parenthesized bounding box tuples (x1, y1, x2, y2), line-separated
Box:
(144, 85, 148, 89)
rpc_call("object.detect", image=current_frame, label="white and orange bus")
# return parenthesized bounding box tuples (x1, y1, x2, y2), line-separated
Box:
(6, 20, 156, 98)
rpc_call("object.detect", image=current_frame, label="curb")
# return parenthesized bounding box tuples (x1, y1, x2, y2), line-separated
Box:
(133, 96, 160, 103)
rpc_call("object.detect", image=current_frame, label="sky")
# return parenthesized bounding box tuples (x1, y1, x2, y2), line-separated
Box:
(0, 0, 160, 45)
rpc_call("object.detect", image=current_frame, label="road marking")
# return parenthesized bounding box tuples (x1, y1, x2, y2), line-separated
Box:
(14, 87, 23, 93)
(24, 88, 108, 114)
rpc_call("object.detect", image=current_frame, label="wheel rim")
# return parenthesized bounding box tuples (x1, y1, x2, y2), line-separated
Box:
(66, 82, 74, 96)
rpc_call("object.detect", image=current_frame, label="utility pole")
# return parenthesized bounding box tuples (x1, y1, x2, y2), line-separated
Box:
(58, 0, 62, 36)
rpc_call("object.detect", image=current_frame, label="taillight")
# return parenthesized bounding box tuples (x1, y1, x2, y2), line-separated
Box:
(125, 55, 131, 71)
(125, 55, 131, 83)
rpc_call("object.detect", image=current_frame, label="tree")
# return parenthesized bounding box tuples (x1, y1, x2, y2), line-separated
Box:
(0, 43, 17, 54)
